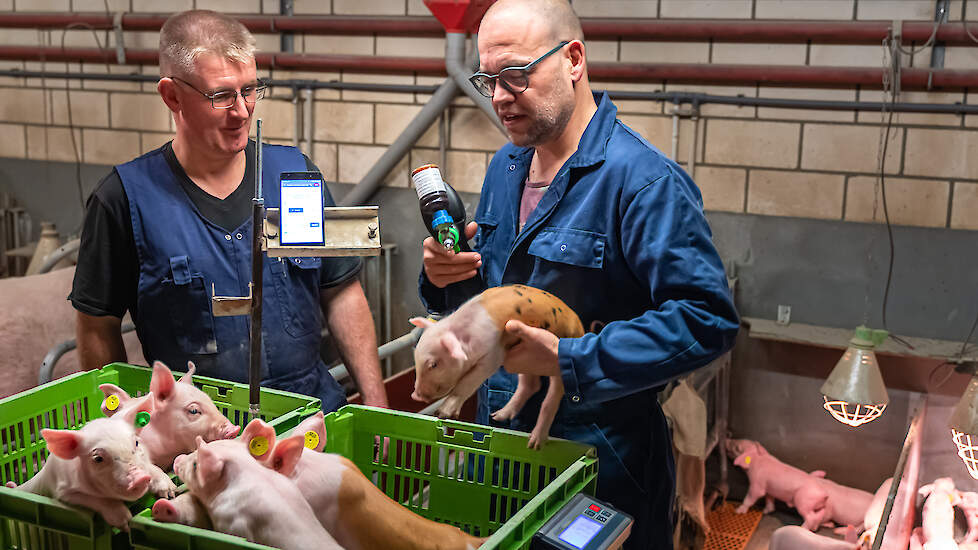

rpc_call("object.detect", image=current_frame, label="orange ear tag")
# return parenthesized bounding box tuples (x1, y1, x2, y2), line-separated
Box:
(304, 431, 320, 450)
(745, 455, 751, 466)
(249, 436, 269, 457)
(103, 395, 120, 411)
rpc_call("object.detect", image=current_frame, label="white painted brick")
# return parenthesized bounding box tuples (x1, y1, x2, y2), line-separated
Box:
(24, 61, 83, 89)
(303, 35, 374, 56)
(905, 128, 978, 180)
(72, 0, 129, 9)
(376, 36, 444, 58)
(195, 0, 262, 12)
(133, 0, 191, 10)
(140, 132, 174, 153)
(0, 123, 25, 158)
(696, 166, 745, 212)
(293, 0, 332, 14)
(341, 73, 415, 104)
(337, 144, 409, 186)
(17, 0, 68, 10)
(314, 101, 373, 143)
(809, 44, 890, 67)
(941, 46, 978, 71)
(26, 126, 82, 163)
(754, 0, 854, 19)
(801, 123, 901, 174)
(950, 182, 978, 230)
(80, 63, 144, 92)
(83, 128, 141, 165)
(572, 0, 659, 18)
(251, 98, 294, 140)
(49, 90, 110, 128)
(584, 40, 618, 63)
(856, 90, 965, 127)
(407, 0, 428, 16)
(660, 0, 751, 18)
(620, 41, 709, 64)
(705, 119, 800, 168)
(845, 176, 949, 227)
(332, 0, 404, 15)
(0, 61, 24, 87)
(856, 0, 936, 20)
(311, 142, 338, 181)
(0, 88, 46, 124)
(110, 93, 171, 132)
(450, 106, 509, 152)
(747, 170, 845, 219)
(595, 81, 665, 115)
(0, 29, 40, 47)
(711, 43, 807, 66)
(375, 103, 439, 148)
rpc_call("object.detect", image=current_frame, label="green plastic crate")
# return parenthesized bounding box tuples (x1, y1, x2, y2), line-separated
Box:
(0, 362, 322, 550)
(129, 405, 598, 550)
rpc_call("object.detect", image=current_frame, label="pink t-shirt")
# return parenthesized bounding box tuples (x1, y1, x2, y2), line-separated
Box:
(519, 179, 550, 231)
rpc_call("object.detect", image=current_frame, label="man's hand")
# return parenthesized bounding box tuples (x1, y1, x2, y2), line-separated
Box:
(502, 320, 560, 377)
(422, 221, 481, 288)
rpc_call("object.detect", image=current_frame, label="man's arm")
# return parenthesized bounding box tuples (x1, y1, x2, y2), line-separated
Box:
(319, 278, 389, 408)
(76, 311, 127, 371)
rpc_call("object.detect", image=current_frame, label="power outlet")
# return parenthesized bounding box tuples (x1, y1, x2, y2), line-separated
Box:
(777, 305, 791, 325)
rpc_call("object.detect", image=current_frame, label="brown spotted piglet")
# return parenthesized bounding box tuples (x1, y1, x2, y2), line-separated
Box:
(410, 284, 584, 449)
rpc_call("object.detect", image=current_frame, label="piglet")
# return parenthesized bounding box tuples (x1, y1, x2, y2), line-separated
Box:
(812, 473, 875, 530)
(410, 284, 584, 448)
(726, 438, 830, 531)
(152, 492, 212, 529)
(770, 525, 859, 550)
(9, 394, 174, 530)
(918, 478, 960, 550)
(246, 418, 486, 550)
(100, 361, 240, 470)
(173, 435, 342, 550)
(957, 491, 978, 545)
(860, 477, 893, 547)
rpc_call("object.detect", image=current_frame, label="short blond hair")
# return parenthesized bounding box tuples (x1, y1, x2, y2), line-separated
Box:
(159, 10, 256, 77)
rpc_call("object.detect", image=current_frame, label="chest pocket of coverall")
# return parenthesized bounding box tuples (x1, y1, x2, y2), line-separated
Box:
(161, 255, 218, 355)
(527, 227, 605, 270)
(270, 257, 323, 338)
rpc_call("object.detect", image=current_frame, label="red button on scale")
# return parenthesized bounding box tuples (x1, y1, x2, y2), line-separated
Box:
(588, 504, 601, 512)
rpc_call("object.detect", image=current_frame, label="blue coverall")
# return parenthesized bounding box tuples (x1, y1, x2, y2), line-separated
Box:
(420, 92, 740, 549)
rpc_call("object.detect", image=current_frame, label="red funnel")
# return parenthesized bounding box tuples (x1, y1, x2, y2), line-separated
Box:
(423, 0, 495, 34)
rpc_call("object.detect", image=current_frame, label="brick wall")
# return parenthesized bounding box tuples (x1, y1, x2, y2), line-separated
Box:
(0, 0, 976, 230)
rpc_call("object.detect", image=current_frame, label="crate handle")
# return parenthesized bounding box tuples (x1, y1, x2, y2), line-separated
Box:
(437, 419, 491, 448)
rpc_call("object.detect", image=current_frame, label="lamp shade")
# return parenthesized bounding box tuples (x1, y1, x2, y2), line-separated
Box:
(949, 375, 978, 479)
(820, 326, 889, 427)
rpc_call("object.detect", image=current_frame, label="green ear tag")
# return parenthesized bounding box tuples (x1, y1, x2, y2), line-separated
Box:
(134, 411, 151, 428)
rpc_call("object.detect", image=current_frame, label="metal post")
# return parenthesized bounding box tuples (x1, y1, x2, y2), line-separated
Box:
(303, 87, 314, 159)
(249, 120, 265, 415)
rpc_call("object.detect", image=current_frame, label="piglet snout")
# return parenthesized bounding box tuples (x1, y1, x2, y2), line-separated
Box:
(221, 423, 241, 439)
(411, 390, 429, 403)
(127, 470, 152, 493)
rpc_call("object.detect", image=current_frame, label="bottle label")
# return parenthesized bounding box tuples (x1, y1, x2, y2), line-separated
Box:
(412, 165, 448, 199)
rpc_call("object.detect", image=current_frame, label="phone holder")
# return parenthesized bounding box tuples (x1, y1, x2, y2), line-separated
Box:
(263, 206, 381, 257)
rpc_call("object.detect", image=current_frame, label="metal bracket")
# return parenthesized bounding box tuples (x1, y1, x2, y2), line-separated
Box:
(212, 282, 252, 317)
(264, 206, 381, 257)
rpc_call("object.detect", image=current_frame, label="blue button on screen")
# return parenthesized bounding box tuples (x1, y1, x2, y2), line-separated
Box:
(288, 207, 303, 213)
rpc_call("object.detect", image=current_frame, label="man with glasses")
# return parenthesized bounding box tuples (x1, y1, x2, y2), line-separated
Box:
(70, 10, 388, 413)
(419, 1, 738, 547)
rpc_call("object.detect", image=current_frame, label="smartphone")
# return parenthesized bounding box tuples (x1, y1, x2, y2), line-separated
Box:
(279, 171, 326, 246)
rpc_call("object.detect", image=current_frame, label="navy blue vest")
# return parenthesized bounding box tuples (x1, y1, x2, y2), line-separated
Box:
(117, 144, 346, 412)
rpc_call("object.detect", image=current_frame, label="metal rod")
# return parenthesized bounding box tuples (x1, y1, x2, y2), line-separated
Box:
(445, 32, 505, 135)
(39, 322, 136, 384)
(249, 120, 265, 415)
(383, 245, 393, 378)
(328, 326, 423, 383)
(37, 238, 79, 274)
(871, 405, 923, 550)
(303, 87, 314, 157)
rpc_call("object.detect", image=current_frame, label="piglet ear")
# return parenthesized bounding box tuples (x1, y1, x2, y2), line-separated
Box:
(409, 317, 436, 329)
(241, 419, 276, 461)
(116, 393, 155, 432)
(295, 412, 326, 452)
(42, 429, 83, 460)
(440, 334, 468, 363)
(269, 435, 305, 477)
(196, 445, 225, 488)
(150, 361, 177, 403)
(98, 383, 132, 417)
(179, 361, 196, 385)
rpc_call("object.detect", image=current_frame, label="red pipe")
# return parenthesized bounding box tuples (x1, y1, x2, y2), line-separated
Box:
(3, 45, 977, 89)
(2, 12, 978, 45)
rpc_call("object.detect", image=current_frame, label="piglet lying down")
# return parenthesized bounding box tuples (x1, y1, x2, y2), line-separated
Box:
(6, 394, 175, 530)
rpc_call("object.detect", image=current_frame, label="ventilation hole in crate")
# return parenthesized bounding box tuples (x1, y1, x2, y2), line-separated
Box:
(521, 463, 531, 492)
(489, 493, 497, 522)
(2, 462, 11, 484)
(491, 457, 500, 486)
(16, 422, 25, 453)
(370, 470, 379, 486)
(500, 459, 511, 489)
(420, 479, 430, 510)
(509, 495, 519, 518)
(548, 466, 557, 483)
(437, 446, 447, 474)
(422, 444, 433, 474)
(404, 441, 413, 470)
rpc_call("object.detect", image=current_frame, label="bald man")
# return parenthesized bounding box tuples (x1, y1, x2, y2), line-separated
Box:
(419, 1, 739, 547)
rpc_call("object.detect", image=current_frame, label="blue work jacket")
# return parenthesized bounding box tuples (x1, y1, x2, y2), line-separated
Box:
(420, 92, 739, 548)
(118, 144, 347, 412)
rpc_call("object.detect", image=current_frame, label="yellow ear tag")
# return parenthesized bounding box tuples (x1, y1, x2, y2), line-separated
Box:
(104, 395, 120, 411)
(304, 431, 320, 450)
(249, 436, 269, 457)
(744, 455, 751, 465)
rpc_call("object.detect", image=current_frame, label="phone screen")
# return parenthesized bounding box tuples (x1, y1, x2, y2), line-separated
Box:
(279, 172, 326, 246)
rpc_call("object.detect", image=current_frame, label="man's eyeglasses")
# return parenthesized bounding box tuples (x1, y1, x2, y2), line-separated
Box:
(169, 76, 267, 109)
(469, 41, 570, 98)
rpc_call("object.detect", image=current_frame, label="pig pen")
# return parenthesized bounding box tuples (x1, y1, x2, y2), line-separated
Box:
(716, 321, 978, 550)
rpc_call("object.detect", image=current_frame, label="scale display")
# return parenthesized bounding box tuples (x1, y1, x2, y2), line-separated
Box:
(532, 493, 632, 550)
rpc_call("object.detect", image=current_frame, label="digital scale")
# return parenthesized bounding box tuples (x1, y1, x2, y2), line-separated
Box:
(531, 493, 633, 550)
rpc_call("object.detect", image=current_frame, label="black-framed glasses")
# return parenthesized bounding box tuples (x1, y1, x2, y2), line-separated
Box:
(469, 41, 570, 98)
(169, 76, 267, 109)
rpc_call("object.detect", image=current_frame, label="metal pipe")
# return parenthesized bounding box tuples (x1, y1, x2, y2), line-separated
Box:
(383, 245, 393, 378)
(8, 46, 978, 90)
(445, 32, 505, 134)
(687, 104, 699, 179)
(39, 322, 136, 384)
(303, 87, 314, 158)
(249, 120, 265, 415)
(670, 104, 679, 161)
(37, 237, 79, 274)
(6, 68, 978, 114)
(292, 88, 301, 147)
(4, 13, 978, 46)
(328, 326, 423, 383)
(339, 77, 460, 206)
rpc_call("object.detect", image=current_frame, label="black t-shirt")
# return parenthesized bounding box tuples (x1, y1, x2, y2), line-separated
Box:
(69, 140, 362, 318)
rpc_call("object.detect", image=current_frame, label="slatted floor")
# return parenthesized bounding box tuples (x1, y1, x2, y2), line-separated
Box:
(703, 501, 763, 550)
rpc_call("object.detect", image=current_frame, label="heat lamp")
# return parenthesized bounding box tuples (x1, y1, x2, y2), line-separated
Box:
(820, 326, 890, 427)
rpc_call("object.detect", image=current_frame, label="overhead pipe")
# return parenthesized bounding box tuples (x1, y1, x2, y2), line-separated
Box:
(5, 13, 978, 46)
(6, 45, 978, 90)
(445, 33, 505, 134)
